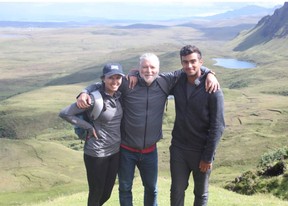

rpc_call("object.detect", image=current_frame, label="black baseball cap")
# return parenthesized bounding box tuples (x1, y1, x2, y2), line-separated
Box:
(102, 63, 125, 77)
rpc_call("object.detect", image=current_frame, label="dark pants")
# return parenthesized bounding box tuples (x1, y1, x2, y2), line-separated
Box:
(84, 152, 120, 206)
(170, 145, 211, 206)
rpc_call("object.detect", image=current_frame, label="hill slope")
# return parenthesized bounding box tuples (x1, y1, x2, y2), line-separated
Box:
(0, 138, 86, 205)
(234, 2, 288, 51)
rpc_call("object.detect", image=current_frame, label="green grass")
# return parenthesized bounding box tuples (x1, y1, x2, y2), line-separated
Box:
(0, 139, 87, 205)
(23, 174, 288, 206)
(0, 26, 205, 101)
(2, 137, 288, 206)
(1, 19, 288, 205)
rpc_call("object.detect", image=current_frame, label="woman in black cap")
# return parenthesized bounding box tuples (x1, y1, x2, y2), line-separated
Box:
(59, 63, 125, 206)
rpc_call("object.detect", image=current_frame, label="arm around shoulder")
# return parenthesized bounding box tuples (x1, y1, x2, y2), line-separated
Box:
(76, 83, 102, 109)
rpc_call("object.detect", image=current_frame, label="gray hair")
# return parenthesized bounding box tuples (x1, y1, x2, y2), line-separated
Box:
(139, 53, 160, 68)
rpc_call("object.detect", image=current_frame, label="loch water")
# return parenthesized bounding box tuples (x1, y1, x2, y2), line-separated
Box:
(213, 58, 256, 69)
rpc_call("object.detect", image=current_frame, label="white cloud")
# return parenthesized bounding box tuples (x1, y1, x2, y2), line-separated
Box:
(0, 0, 285, 5)
(0, 0, 285, 21)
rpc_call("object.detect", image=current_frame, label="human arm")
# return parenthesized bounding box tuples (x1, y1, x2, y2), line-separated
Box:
(129, 69, 182, 92)
(201, 90, 225, 165)
(158, 69, 183, 95)
(127, 69, 138, 89)
(200, 66, 220, 93)
(159, 68, 219, 95)
(77, 79, 128, 108)
(76, 83, 102, 109)
(59, 103, 97, 138)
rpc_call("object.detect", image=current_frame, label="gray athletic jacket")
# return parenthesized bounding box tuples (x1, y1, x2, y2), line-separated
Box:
(59, 86, 123, 157)
(83, 67, 210, 150)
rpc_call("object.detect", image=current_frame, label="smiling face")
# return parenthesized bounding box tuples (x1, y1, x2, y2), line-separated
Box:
(103, 74, 123, 96)
(181, 52, 203, 79)
(139, 54, 159, 86)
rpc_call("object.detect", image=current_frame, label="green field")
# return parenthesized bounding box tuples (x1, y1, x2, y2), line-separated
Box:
(0, 19, 287, 206)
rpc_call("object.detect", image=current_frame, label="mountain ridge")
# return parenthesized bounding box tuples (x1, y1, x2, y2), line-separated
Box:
(234, 2, 288, 51)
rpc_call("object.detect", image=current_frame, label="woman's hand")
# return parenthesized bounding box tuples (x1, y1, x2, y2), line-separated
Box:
(77, 93, 91, 109)
(88, 128, 98, 139)
(129, 76, 138, 89)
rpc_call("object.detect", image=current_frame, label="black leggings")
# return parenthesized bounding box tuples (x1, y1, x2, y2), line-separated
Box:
(84, 152, 120, 206)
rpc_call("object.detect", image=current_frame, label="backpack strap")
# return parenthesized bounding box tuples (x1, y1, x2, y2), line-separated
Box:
(88, 90, 104, 120)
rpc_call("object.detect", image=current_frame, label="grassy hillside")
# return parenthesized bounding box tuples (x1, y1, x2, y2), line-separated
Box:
(0, 138, 87, 206)
(37, 189, 288, 206)
(0, 26, 204, 101)
(0, 19, 288, 205)
(25, 180, 288, 206)
(1, 132, 288, 205)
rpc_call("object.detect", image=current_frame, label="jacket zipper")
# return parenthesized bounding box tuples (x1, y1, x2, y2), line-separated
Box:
(143, 86, 149, 149)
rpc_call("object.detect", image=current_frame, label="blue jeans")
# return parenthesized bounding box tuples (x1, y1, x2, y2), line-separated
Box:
(118, 147, 158, 206)
(170, 145, 211, 206)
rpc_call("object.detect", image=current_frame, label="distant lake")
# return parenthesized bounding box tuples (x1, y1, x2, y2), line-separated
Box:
(213, 58, 256, 69)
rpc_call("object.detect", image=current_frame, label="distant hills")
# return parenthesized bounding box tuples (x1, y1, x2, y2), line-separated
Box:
(0, 21, 99, 28)
(0, 2, 280, 23)
(0, 4, 279, 28)
(234, 2, 288, 51)
(0, 4, 280, 44)
(205, 5, 276, 20)
(115, 24, 168, 29)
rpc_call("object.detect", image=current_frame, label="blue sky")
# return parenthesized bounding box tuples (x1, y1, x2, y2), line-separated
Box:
(0, 1, 285, 21)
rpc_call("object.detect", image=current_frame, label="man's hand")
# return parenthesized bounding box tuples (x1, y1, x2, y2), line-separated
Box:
(206, 73, 220, 93)
(199, 160, 212, 173)
(77, 93, 91, 109)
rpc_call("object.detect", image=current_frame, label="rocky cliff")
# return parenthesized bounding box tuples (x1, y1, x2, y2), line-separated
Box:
(234, 2, 288, 51)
